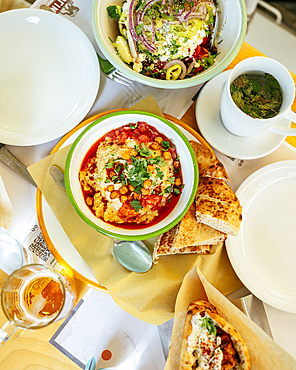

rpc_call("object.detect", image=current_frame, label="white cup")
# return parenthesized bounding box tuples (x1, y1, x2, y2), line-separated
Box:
(220, 56, 296, 137)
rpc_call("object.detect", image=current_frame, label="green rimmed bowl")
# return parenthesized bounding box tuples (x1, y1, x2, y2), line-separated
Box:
(65, 111, 199, 240)
(91, 0, 247, 89)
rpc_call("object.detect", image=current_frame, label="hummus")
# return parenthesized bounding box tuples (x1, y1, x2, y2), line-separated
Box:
(79, 121, 184, 225)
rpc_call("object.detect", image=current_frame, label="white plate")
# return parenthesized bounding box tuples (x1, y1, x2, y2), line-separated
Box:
(40, 120, 202, 286)
(0, 9, 99, 146)
(226, 160, 296, 313)
(195, 70, 290, 160)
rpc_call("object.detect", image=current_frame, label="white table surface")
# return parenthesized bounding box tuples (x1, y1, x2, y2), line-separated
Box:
(1, 0, 296, 364)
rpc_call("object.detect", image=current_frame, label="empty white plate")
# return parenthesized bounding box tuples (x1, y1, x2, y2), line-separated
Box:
(0, 9, 99, 145)
(226, 160, 296, 313)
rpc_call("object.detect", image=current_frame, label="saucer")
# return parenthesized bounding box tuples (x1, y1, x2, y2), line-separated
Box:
(195, 70, 290, 160)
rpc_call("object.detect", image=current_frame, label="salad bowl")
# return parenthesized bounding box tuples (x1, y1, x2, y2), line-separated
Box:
(91, 0, 247, 89)
(65, 111, 199, 241)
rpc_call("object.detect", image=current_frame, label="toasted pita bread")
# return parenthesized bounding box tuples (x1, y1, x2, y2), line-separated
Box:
(190, 140, 229, 181)
(195, 177, 242, 236)
(153, 202, 227, 261)
(153, 224, 211, 262)
(179, 300, 250, 370)
(174, 202, 227, 248)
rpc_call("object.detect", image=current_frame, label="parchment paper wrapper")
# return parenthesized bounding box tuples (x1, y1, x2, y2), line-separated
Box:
(28, 96, 243, 325)
(166, 266, 296, 370)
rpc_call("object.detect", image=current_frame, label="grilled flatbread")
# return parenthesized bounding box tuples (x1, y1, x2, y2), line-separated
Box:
(153, 224, 211, 262)
(179, 300, 250, 370)
(153, 203, 226, 261)
(190, 141, 229, 182)
(195, 177, 242, 236)
(174, 202, 227, 248)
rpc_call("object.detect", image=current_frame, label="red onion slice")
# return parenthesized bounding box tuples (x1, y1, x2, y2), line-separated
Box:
(129, 0, 139, 42)
(164, 59, 187, 80)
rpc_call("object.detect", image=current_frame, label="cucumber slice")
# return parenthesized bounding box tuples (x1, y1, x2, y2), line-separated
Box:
(115, 35, 133, 64)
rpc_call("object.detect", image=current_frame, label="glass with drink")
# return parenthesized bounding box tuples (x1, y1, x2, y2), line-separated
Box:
(0, 264, 77, 346)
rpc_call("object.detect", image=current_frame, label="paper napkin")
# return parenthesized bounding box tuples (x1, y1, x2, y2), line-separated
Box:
(50, 288, 165, 370)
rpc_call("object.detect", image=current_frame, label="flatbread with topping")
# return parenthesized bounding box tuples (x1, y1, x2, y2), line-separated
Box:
(190, 140, 229, 181)
(195, 177, 242, 236)
(179, 300, 250, 370)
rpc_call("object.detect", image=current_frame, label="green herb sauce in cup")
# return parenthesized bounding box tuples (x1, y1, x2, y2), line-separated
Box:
(230, 73, 283, 119)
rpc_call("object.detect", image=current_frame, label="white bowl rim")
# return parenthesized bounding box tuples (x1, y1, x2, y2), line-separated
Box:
(64, 110, 199, 240)
(91, 0, 247, 89)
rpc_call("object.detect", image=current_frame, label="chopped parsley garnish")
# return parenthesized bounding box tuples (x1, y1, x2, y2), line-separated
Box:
(105, 160, 114, 169)
(138, 142, 151, 157)
(147, 156, 165, 166)
(106, 5, 121, 20)
(165, 185, 173, 193)
(129, 122, 138, 129)
(131, 199, 142, 212)
(201, 317, 217, 336)
(173, 188, 180, 195)
(155, 167, 164, 180)
(162, 141, 171, 150)
(170, 40, 180, 55)
(135, 24, 144, 36)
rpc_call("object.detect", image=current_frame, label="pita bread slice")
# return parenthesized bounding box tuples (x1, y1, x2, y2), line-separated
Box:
(195, 177, 242, 236)
(179, 300, 250, 370)
(190, 140, 229, 181)
(174, 202, 227, 249)
(153, 224, 211, 262)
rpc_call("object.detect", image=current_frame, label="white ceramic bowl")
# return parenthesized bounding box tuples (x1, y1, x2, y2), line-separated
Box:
(91, 0, 247, 89)
(65, 111, 199, 240)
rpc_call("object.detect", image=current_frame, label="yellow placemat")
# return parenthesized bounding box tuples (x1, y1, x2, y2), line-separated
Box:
(28, 96, 243, 325)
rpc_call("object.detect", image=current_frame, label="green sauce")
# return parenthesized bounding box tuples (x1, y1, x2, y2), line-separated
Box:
(230, 73, 283, 119)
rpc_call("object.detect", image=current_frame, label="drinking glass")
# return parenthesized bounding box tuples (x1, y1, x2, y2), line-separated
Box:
(0, 264, 77, 346)
(0, 226, 33, 290)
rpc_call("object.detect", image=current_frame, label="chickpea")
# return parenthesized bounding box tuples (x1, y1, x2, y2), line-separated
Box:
(107, 184, 114, 192)
(128, 184, 135, 192)
(133, 192, 141, 200)
(86, 197, 93, 206)
(151, 141, 160, 150)
(119, 186, 128, 194)
(155, 136, 163, 144)
(175, 177, 182, 186)
(163, 151, 171, 160)
(110, 190, 120, 199)
(143, 179, 152, 189)
(147, 165, 154, 173)
(109, 170, 116, 178)
(173, 160, 180, 168)
(141, 188, 149, 196)
(120, 195, 128, 203)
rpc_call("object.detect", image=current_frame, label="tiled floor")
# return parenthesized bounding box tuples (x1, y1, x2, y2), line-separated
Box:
(245, 8, 296, 74)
